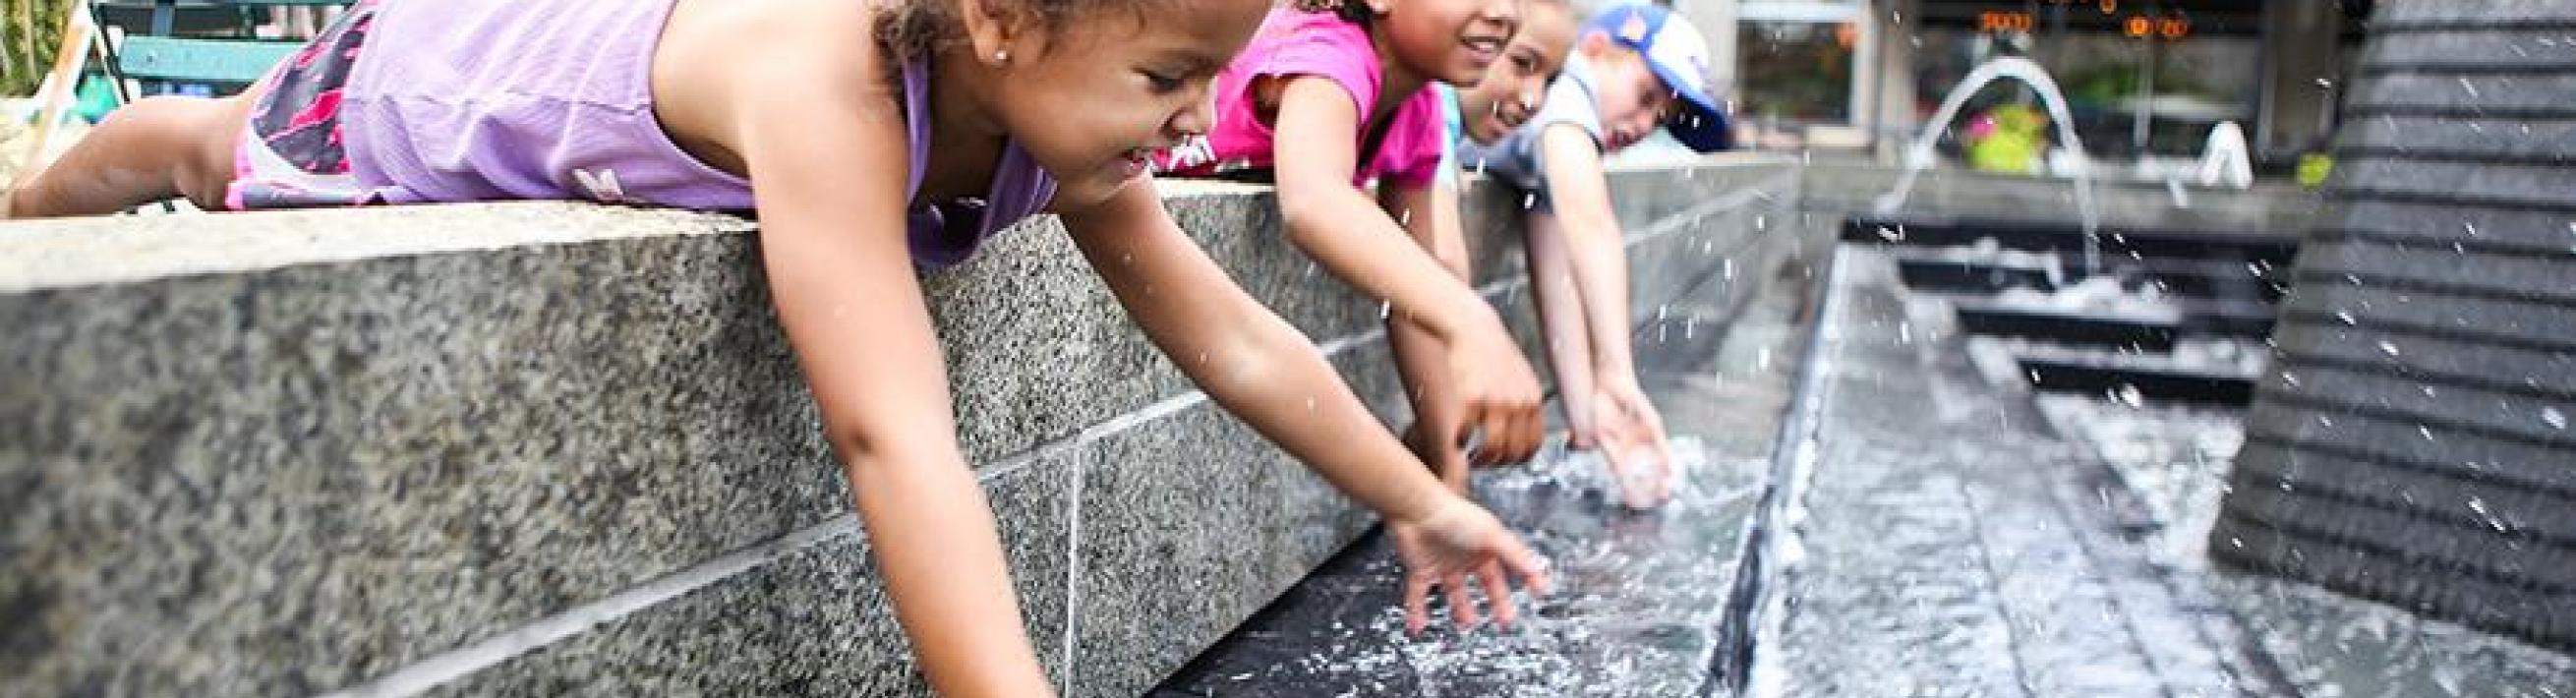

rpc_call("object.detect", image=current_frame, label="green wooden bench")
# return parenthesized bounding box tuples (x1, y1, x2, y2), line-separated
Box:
(91, 0, 354, 97)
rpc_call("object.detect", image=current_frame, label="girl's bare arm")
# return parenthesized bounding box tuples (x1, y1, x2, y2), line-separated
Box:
(731, 49, 1053, 698)
(1057, 180, 1546, 631)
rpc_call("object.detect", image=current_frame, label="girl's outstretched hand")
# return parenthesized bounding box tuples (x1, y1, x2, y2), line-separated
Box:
(1385, 495, 1550, 636)
(1446, 323, 1546, 466)
(1593, 378, 1674, 509)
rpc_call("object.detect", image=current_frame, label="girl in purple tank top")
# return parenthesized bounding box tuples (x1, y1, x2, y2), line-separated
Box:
(5, 0, 1548, 691)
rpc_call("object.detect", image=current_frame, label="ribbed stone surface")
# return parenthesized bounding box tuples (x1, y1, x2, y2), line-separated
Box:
(2217, 0, 2576, 651)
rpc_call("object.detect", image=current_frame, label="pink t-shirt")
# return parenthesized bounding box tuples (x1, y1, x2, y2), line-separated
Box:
(1156, 8, 1446, 190)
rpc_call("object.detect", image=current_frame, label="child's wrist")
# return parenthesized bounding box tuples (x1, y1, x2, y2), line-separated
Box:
(1387, 484, 1463, 527)
(1592, 359, 1639, 383)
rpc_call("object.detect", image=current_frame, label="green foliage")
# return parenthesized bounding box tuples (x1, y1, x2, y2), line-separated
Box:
(5, 0, 78, 97)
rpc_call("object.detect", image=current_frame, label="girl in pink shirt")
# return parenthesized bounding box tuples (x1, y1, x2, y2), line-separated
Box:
(1160, 0, 1542, 634)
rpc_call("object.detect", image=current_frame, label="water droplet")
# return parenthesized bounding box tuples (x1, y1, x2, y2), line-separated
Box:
(1876, 225, 1904, 242)
(2335, 311, 2358, 325)
(2464, 222, 2481, 237)
(1522, 193, 1537, 209)
(2377, 339, 2401, 356)
(1378, 301, 1392, 320)
(2112, 383, 2145, 408)
(2468, 497, 2509, 532)
(2545, 407, 2567, 430)
(2282, 372, 2301, 386)
(2313, 78, 2334, 88)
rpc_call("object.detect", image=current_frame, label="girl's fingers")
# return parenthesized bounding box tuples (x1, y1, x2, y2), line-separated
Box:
(1479, 561, 1519, 629)
(1494, 534, 1551, 595)
(1404, 571, 1434, 636)
(1446, 574, 1479, 628)
(1480, 411, 1515, 466)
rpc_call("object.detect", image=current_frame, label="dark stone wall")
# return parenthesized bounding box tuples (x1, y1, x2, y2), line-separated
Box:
(2213, 0, 2576, 651)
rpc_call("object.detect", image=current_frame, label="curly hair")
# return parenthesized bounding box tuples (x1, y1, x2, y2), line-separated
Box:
(875, 0, 1167, 60)
(1289, 0, 1376, 25)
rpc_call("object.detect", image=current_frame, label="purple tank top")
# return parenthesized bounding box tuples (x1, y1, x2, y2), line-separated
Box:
(340, 0, 1056, 267)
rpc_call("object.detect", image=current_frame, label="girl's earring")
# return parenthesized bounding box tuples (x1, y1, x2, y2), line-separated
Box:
(994, 49, 1011, 63)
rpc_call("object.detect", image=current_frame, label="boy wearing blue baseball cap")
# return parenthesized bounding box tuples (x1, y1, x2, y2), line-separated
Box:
(1458, 1, 1734, 509)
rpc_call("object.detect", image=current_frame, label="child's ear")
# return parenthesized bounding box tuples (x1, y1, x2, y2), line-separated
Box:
(959, 0, 1039, 67)
(1361, 0, 1394, 17)
(1577, 31, 1614, 58)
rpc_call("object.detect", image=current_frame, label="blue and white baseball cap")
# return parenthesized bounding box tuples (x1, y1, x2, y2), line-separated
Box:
(1587, 2, 1734, 152)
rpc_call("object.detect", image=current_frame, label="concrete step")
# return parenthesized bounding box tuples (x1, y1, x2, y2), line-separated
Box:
(2018, 354, 2259, 407)
(1841, 214, 2302, 266)
(1951, 301, 2184, 351)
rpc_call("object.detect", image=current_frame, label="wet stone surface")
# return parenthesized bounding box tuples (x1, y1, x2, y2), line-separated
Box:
(1149, 236, 1822, 697)
(1775, 249, 2574, 698)
(1143, 438, 1765, 698)
(1758, 250, 2264, 697)
(1150, 241, 2576, 698)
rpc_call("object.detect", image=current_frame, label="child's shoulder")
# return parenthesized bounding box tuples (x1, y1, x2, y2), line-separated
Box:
(663, 0, 888, 84)
(651, 0, 905, 161)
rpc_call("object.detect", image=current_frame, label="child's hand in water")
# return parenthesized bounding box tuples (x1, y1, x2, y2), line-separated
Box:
(1447, 323, 1546, 466)
(1386, 496, 1551, 635)
(1594, 378, 1674, 509)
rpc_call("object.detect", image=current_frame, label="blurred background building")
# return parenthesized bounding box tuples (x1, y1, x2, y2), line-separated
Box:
(1662, 0, 2374, 175)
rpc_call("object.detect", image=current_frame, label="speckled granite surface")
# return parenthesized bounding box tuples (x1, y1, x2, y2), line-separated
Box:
(0, 161, 1798, 695)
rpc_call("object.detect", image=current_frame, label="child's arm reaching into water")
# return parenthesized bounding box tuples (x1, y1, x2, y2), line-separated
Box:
(1385, 180, 1474, 490)
(1061, 181, 1550, 634)
(736, 63, 1055, 697)
(1533, 125, 1672, 508)
(1267, 77, 1546, 467)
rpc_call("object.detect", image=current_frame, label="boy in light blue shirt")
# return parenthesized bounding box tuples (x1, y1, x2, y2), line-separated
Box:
(1450, 2, 1735, 508)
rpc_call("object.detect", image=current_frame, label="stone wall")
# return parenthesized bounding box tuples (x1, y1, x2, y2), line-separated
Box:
(2212, 0, 2576, 651)
(0, 157, 1801, 696)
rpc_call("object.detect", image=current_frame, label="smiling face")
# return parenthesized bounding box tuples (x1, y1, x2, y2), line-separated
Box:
(1583, 37, 1675, 152)
(975, 0, 1270, 206)
(1374, 0, 1522, 87)
(1452, 0, 1573, 144)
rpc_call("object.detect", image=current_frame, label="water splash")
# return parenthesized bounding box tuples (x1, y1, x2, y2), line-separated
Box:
(1874, 57, 2102, 272)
